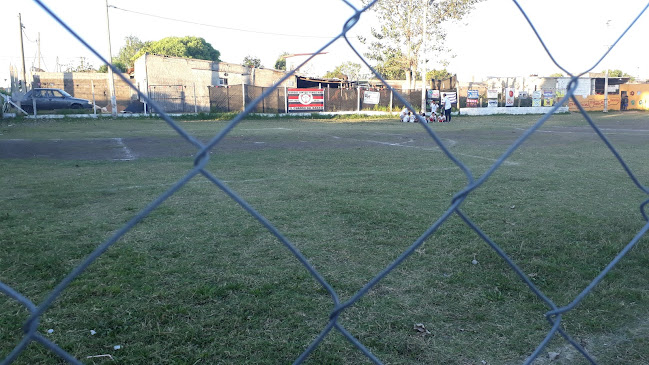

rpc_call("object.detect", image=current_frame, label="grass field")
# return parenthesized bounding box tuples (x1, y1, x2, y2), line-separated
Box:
(1, 112, 649, 364)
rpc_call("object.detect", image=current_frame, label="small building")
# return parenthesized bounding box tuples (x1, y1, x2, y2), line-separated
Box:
(284, 53, 329, 78)
(134, 53, 296, 112)
(295, 76, 353, 89)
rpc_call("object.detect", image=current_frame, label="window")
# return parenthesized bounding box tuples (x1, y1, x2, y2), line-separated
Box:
(219, 78, 228, 86)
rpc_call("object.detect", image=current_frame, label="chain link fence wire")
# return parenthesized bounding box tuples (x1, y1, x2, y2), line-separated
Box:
(2, 0, 649, 364)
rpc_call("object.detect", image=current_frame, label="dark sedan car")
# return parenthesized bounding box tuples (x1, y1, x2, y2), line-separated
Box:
(20, 88, 93, 112)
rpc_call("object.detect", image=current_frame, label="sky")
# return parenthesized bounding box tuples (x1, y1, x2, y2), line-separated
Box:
(2, 0, 649, 89)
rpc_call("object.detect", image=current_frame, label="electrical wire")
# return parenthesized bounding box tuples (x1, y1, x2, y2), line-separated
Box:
(22, 28, 37, 43)
(108, 5, 333, 39)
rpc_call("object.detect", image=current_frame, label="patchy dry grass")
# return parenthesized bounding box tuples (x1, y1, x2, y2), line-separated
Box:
(1, 112, 649, 364)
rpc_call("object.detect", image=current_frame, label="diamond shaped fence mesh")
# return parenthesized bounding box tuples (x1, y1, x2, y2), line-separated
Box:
(2, 1, 649, 364)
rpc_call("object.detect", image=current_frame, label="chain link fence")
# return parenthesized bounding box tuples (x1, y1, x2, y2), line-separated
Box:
(2, 0, 649, 364)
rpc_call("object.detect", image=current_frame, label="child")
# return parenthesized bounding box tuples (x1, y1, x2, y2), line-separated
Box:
(408, 112, 416, 123)
(438, 113, 446, 123)
(400, 107, 408, 122)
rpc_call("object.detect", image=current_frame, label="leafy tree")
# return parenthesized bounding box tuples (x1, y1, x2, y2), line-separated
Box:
(372, 47, 408, 79)
(426, 68, 452, 81)
(116, 36, 146, 68)
(360, 0, 483, 87)
(98, 36, 143, 73)
(243, 55, 262, 68)
(274, 52, 289, 70)
(324, 61, 362, 80)
(133, 36, 220, 62)
(602, 69, 635, 81)
(98, 60, 128, 73)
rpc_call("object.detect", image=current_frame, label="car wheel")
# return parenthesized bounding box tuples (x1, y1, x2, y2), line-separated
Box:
(22, 106, 33, 113)
(70, 104, 83, 109)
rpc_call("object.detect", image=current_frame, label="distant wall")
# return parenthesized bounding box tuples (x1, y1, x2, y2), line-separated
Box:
(32, 72, 134, 112)
(567, 95, 621, 112)
(460, 106, 570, 115)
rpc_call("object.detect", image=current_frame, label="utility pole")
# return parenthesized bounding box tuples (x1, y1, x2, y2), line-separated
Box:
(420, 1, 427, 114)
(105, 0, 118, 117)
(603, 20, 610, 113)
(421, 0, 434, 115)
(18, 13, 27, 92)
(38, 32, 41, 71)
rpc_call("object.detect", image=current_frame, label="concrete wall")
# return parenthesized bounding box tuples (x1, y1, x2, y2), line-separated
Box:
(135, 54, 296, 112)
(621, 84, 649, 110)
(567, 95, 621, 112)
(30, 72, 134, 112)
(460, 106, 569, 116)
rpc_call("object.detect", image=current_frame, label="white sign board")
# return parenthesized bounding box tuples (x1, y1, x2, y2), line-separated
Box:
(441, 92, 457, 103)
(427, 89, 440, 99)
(363, 91, 380, 104)
(487, 89, 499, 99)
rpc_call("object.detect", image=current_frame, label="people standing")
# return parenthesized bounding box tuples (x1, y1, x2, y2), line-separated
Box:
(443, 95, 452, 122)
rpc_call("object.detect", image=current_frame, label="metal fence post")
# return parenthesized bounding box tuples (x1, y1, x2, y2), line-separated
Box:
(91, 80, 96, 116)
(357, 85, 360, 112)
(242, 82, 246, 112)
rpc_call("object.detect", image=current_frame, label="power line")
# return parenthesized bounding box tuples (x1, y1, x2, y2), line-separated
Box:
(108, 5, 333, 39)
(22, 28, 37, 43)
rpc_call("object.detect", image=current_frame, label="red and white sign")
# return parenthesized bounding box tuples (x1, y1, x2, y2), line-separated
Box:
(287, 88, 324, 112)
(505, 88, 515, 107)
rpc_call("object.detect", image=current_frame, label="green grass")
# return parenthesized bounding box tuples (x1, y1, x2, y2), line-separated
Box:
(1, 112, 649, 364)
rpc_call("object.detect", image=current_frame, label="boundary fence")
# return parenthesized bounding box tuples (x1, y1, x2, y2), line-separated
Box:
(208, 84, 445, 113)
(2, 1, 649, 364)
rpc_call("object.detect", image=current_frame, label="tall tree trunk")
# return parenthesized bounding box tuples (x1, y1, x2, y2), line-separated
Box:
(406, 71, 411, 90)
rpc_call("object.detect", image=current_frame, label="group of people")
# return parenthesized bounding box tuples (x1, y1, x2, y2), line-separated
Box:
(399, 95, 453, 123)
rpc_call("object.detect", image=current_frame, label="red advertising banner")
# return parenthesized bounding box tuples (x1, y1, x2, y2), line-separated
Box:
(466, 99, 479, 107)
(287, 88, 325, 112)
